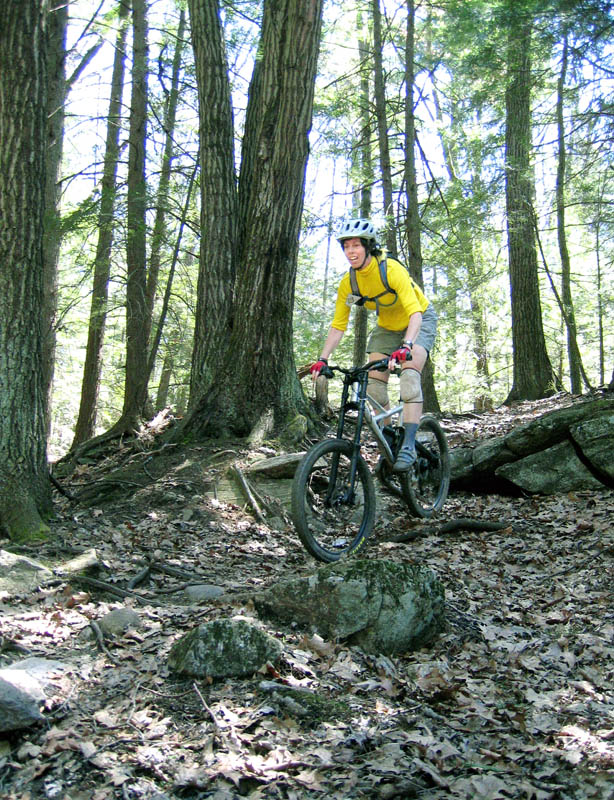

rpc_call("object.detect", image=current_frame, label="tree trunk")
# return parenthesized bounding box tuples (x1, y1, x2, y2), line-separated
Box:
(555, 34, 583, 394)
(72, 0, 130, 448)
(181, 0, 324, 441)
(353, 25, 372, 368)
(187, 0, 237, 403)
(42, 0, 68, 438)
(120, 0, 150, 430)
(0, 0, 52, 541)
(155, 352, 173, 411)
(144, 7, 186, 386)
(404, 0, 440, 413)
(372, 0, 396, 254)
(503, 6, 558, 404)
(147, 163, 198, 393)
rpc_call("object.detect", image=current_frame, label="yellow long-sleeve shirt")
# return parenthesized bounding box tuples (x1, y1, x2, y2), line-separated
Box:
(330, 255, 429, 332)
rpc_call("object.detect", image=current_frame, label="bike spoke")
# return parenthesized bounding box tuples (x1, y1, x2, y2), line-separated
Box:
(292, 439, 375, 562)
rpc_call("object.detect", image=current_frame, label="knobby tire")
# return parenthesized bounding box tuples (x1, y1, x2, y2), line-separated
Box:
(405, 415, 450, 518)
(291, 438, 376, 562)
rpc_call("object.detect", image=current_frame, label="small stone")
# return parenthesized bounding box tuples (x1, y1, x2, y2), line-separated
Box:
(97, 607, 142, 637)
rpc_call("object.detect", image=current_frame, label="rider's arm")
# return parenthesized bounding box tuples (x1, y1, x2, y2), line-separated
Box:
(402, 311, 423, 350)
(319, 326, 344, 361)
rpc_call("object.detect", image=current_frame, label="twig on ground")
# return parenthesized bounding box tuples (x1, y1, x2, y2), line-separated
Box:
(72, 574, 156, 605)
(231, 464, 267, 524)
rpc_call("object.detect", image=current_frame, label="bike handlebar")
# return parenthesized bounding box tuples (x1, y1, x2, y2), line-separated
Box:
(320, 357, 390, 379)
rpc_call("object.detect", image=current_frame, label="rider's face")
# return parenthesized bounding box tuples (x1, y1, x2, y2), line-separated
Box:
(343, 237, 367, 269)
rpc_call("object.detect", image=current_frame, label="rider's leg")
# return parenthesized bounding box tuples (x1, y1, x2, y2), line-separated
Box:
(367, 351, 390, 410)
(394, 345, 427, 471)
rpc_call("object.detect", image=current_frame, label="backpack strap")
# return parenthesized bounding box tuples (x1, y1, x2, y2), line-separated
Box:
(348, 256, 398, 314)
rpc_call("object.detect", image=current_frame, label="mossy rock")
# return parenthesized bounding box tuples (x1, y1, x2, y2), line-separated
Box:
(168, 618, 282, 678)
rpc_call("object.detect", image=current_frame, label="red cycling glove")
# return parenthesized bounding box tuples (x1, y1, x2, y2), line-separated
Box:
(310, 358, 328, 376)
(389, 345, 412, 363)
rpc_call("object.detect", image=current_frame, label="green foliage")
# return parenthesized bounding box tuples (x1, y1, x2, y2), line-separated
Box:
(48, 0, 614, 455)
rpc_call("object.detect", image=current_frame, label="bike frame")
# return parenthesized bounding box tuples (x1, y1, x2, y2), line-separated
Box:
(328, 360, 399, 503)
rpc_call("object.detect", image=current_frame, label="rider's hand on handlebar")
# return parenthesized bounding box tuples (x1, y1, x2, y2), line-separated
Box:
(310, 358, 328, 379)
(389, 344, 412, 370)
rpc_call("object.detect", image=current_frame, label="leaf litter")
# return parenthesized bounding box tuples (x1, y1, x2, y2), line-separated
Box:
(1, 397, 614, 799)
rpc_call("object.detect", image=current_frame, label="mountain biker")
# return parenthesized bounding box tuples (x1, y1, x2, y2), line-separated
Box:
(310, 217, 437, 472)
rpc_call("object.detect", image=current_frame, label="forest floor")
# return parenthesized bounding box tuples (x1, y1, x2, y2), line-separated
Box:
(1, 393, 614, 800)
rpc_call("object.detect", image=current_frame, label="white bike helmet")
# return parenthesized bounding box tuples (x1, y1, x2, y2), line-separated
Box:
(336, 217, 377, 243)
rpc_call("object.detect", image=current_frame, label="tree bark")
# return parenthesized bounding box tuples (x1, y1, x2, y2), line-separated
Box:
(144, 7, 186, 387)
(72, 0, 130, 448)
(120, 0, 150, 430)
(181, 0, 324, 440)
(555, 34, 584, 393)
(503, 5, 559, 404)
(352, 25, 372, 368)
(42, 0, 68, 437)
(371, 0, 395, 254)
(187, 0, 237, 403)
(0, 0, 52, 541)
(404, 0, 440, 413)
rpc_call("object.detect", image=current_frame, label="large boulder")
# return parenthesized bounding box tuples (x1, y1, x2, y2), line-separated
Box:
(495, 440, 604, 494)
(570, 412, 614, 481)
(254, 559, 445, 656)
(450, 396, 614, 495)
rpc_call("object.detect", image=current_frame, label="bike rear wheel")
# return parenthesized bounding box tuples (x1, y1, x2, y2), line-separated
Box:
(291, 438, 376, 562)
(405, 415, 450, 518)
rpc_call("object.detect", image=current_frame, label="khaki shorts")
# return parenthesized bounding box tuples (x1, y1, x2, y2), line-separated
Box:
(367, 304, 438, 356)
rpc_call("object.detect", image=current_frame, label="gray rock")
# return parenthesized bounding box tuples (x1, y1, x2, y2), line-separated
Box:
(183, 584, 225, 603)
(0, 674, 44, 731)
(2, 657, 67, 687)
(496, 440, 603, 494)
(97, 607, 142, 636)
(254, 559, 445, 655)
(504, 398, 614, 456)
(471, 438, 516, 473)
(570, 412, 614, 480)
(168, 618, 282, 678)
(0, 659, 65, 733)
(449, 447, 474, 481)
(0, 550, 52, 597)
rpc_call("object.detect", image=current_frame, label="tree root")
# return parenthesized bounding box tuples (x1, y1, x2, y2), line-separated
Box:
(382, 518, 514, 543)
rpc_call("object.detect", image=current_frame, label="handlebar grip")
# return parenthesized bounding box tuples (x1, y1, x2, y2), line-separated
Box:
(321, 365, 334, 379)
(365, 357, 390, 372)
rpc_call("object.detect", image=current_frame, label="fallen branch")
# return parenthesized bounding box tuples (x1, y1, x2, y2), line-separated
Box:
(437, 518, 513, 534)
(71, 574, 156, 605)
(230, 464, 267, 524)
(382, 518, 514, 543)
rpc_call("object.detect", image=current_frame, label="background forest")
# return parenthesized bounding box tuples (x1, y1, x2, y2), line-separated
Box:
(1, 0, 614, 543)
(43, 0, 613, 457)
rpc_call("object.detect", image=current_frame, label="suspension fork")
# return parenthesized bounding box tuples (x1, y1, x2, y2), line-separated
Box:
(326, 372, 367, 505)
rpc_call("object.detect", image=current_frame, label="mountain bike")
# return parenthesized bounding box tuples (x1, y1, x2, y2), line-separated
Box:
(291, 358, 450, 562)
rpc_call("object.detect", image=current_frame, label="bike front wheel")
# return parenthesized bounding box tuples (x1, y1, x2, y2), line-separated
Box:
(406, 415, 450, 518)
(291, 438, 376, 562)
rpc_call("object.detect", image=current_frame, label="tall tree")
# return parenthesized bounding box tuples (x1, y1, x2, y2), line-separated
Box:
(404, 0, 440, 413)
(72, 0, 130, 448)
(372, 0, 395, 254)
(182, 0, 324, 440)
(119, 0, 150, 430)
(555, 32, 586, 393)
(352, 18, 373, 368)
(503, 1, 559, 404)
(187, 0, 237, 403)
(144, 7, 187, 376)
(42, 0, 68, 435)
(0, 0, 52, 540)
